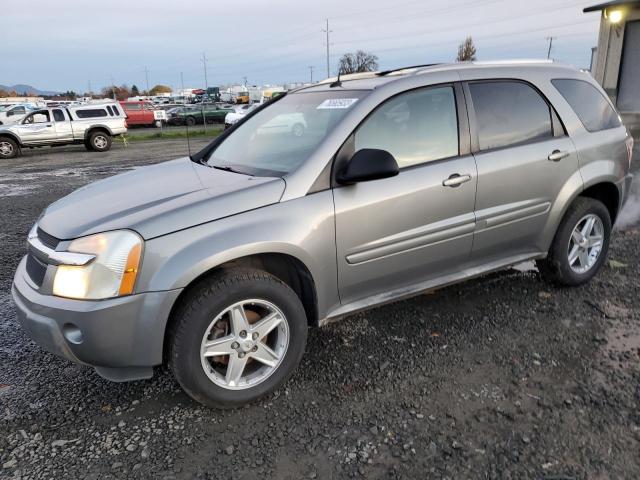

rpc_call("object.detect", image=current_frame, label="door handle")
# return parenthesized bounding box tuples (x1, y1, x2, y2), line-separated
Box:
(442, 173, 472, 187)
(548, 150, 570, 162)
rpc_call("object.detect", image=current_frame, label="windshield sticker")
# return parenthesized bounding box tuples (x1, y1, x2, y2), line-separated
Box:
(317, 98, 359, 110)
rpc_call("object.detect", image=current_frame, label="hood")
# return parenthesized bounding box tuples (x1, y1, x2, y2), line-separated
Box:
(38, 157, 286, 240)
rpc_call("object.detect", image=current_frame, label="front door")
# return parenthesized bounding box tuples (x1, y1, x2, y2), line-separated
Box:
(465, 80, 579, 261)
(17, 111, 57, 144)
(333, 84, 478, 306)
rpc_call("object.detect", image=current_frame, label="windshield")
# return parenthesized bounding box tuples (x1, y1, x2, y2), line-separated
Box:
(206, 91, 365, 176)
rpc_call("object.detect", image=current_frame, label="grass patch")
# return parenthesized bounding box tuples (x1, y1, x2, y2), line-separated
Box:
(119, 127, 223, 143)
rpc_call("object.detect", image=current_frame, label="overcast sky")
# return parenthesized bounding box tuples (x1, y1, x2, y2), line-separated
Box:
(1, 0, 601, 93)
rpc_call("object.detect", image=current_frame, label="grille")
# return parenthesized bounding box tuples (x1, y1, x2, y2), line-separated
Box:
(26, 253, 47, 287)
(36, 227, 60, 249)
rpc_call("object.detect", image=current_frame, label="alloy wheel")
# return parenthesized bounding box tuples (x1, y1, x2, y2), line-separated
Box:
(567, 213, 604, 274)
(0, 141, 14, 156)
(200, 299, 289, 390)
(93, 135, 108, 149)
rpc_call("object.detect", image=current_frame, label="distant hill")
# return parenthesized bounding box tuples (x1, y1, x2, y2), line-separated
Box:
(0, 84, 60, 96)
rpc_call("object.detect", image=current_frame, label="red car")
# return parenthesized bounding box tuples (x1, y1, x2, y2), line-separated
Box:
(119, 101, 166, 127)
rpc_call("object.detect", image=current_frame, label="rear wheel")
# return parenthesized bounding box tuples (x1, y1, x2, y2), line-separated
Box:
(0, 137, 19, 159)
(87, 131, 112, 152)
(169, 269, 308, 408)
(537, 197, 611, 286)
(186, 116, 197, 126)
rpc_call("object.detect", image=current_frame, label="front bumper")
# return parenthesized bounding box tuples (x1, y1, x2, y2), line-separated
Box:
(12, 256, 182, 381)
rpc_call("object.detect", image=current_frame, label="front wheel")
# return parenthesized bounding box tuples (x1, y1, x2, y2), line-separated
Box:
(0, 137, 19, 159)
(169, 269, 308, 408)
(537, 197, 611, 286)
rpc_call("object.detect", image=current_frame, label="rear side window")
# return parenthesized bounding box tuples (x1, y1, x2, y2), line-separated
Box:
(355, 85, 459, 168)
(124, 103, 142, 111)
(552, 79, 621, 132)
(112, 105, 120, 115)
(76, 108, 107, 119)
(52, 109, 65, 121)
(106, 105, 114, 116)
(469, 81, 553, 151)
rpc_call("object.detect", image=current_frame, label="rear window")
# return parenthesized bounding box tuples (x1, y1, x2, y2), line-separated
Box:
(552, 79, 621, 132)
(124, 103, 142, 111)
(76, 108, 107, 119)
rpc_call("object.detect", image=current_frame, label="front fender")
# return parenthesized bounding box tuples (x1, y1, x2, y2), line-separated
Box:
(137, 190, 340, 319)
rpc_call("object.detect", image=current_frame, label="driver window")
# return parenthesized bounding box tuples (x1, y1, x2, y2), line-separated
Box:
(24, 112, 51, 124)
(354, 86, 459, 168)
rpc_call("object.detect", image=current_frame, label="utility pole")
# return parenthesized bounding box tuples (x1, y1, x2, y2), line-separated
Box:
(322, 19, 332, 78)
(180, 72, 185, 91)
(546, 36, 556, 60)
(242, 76, 248, 87)
(308, 66, 315, 83)
(144, 66, 150, 93)
(110, 75, 116, 100)
(201, 53, 209, 91)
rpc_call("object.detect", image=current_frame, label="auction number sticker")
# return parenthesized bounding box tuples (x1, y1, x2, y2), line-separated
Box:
(317, 98, 359, 109)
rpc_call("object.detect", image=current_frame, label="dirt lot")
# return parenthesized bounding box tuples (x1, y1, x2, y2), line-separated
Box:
(1, 140, 639, 480)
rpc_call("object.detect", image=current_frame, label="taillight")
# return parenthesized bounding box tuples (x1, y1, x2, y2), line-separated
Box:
(124, 119, 128, 128)
(626, 135, 634, 168)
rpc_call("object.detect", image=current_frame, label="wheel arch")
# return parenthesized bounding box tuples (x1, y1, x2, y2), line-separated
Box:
(162, 252, 319, 363)
(0, 132, 23, 147)
(84, 125, 113, 141)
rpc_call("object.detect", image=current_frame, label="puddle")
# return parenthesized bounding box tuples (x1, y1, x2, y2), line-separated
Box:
(0, 183, 37, 197)
(511, 260, 538, 273)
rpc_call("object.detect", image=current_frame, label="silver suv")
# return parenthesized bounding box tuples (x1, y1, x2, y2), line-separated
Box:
(12, 61, 634, 408)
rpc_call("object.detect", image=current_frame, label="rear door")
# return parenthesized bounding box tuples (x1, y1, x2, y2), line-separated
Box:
(122, 102, 143, 125)
(333, 84, 478, 305)
(51, 108, 73, 141)
(465, 80, 578, 261)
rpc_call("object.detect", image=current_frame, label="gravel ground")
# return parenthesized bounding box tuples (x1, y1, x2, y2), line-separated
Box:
(1, 141, 639, 480)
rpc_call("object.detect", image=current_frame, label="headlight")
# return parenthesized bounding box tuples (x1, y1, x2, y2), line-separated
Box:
(52, 230, 143, 300)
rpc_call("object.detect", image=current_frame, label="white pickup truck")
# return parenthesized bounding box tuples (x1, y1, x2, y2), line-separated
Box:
(0, 102, 127, 159)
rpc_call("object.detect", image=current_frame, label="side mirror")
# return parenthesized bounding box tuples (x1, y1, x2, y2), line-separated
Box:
(6, 111, 13, 117)
(338, 148, 399, 185)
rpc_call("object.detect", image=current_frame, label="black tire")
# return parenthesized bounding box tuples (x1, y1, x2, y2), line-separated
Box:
(185, 116, 197, 126)
(0, 137, 19, 159)
(88, 131, 112, 152)
(537, 197, 611, 286)
(169, 269, 308, 409)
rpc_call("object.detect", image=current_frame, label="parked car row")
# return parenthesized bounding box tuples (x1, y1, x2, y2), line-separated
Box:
(166, 104, 236, 126)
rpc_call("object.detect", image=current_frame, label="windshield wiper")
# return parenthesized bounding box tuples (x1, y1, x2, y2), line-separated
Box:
(212, 164, 254, 176)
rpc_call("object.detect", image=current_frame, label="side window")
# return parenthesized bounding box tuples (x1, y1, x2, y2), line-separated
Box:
(52, 109, 65, 122)
(469, 81, 553, 151)
(112, 105, 120, 115)
(125, 103, 142, 111)
(106, 105, 114, 116)
(24, 112, 50, 124)
(354, 86, 459, 168)
(552, 79, 621, 132)
(76, 109, 107, 119)
(13, 107, 25, 114)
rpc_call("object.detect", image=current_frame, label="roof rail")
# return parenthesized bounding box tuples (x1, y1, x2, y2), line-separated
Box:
(318, 71, 380, 85)
(471, 59, 554, 65)
(377, 64, 443, 76)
